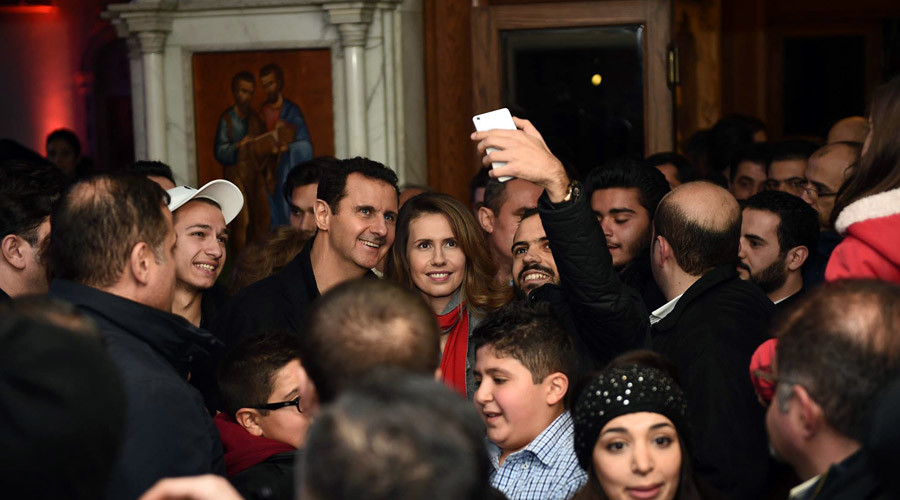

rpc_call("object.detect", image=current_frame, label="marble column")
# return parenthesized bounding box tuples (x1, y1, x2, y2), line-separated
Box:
(325, 4, 376, 157)
(125, 36, 148, 160)
(136, 31, 168, 162)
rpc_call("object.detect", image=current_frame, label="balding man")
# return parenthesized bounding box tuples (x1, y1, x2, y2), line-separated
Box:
(801, 141, 861, 287)
(826, 116, 869, 144)
(650, 181, 774, 500)
(767, 280, 900, 499)
(48, 175, 224, 498)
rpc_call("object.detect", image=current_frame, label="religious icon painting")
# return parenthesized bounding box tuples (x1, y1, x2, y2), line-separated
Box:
(192, 49, 335, 252)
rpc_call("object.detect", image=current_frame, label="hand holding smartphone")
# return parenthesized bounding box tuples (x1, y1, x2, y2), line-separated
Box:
(472, 108, 516, 182)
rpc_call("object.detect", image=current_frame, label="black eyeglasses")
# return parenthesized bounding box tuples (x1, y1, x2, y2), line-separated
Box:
(251, 397, 302, 413)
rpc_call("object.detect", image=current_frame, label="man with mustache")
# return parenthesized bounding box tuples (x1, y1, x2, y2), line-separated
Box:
(482, 122, 649, 374)
(737, 190, 819, 313)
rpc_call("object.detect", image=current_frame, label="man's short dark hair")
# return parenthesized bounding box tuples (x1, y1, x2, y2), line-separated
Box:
(316, 157, 399, 214)
(709, 114, 766, 173)
(282, 156, 337, 204)
(774, 280, 900, 441)
(231, 71, 255, 95)
(218, 331, 302, 418)
(585, 159, 671, 217)
(729, 143, 772, 181)
(743, 190, 819, 258)
(471, 300, 577, 384)
(260, 63, 284, 90)
(50, 174, 171, 289)
(300, 370, 495, 500)
(123, 160, 175, 186)
(645, 152, 694, 184)
(470, 167, 491, 204)
(0, 313, 125, 500)
(482, 178, 507, 215)
(768, 140, 819, 172)
(0, 159, 66, 244)
(46, 128, 81, 157)
(299, 279, 440, 404)
(654, 185, 741, 275)
(520, 207, 540, 224)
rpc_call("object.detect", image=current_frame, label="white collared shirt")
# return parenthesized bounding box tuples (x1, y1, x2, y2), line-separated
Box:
(788, 475, 821, 500)
(649, 293, 684, 325)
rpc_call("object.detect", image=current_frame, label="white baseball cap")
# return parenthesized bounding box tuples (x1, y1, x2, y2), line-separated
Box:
(166, 180, 244, 224)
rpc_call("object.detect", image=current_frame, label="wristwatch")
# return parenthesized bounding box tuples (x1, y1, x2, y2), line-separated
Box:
(560, 180, 580, 203)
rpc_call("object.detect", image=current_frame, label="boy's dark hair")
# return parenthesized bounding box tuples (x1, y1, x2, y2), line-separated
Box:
(316, 157, 399, 214)
(744, 190, 820, 258)
(123, 160, 176, 186)
(50, 174, 171, 289)
(728, 143, 772, 181)
(301, 370, 495, 500)
(218, 331, 303, 418)
(0, 159, 66, 243)
(46, 128, 81, 157)
(231, 71, 254, 95)
(282, 156, 337, 204)
(584, 159, 671, 218)
(300, 278, 441, 404)
(645, 152, 694, 184)
(472, 300, 576, 384)
(768, 140, 819, 172)
(654, 185, 741, 275)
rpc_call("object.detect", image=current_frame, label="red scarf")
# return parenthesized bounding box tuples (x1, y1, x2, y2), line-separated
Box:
(437, 302, 469, 396)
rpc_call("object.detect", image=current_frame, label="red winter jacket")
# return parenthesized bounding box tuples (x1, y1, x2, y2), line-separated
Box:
(826, 187, 900, 283)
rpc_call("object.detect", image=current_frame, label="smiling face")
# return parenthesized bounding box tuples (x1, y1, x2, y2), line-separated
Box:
(406, 213, 466, 313)
(511, 214, 559, 295)
(319, 173, 398, 272)
(592, 412, 682, 500)
(473, 345, 561, 461)
(172, 200, 228, 292)
(737, 208, 788, 296)
(591, 187, 652, 268)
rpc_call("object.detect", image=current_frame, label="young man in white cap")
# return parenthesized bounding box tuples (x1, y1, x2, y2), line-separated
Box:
(167, 180, 244, 328)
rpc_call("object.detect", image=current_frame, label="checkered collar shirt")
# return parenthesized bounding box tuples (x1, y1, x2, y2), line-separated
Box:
(486, 410, 588, 500)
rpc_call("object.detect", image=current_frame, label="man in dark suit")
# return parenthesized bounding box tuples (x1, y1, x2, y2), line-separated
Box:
(649, 181, 774, 500)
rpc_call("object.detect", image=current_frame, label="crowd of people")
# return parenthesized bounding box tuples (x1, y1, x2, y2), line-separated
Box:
(2, 75, 900, 500)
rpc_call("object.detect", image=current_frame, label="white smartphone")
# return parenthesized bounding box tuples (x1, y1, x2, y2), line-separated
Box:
(473, 108, 515, 182)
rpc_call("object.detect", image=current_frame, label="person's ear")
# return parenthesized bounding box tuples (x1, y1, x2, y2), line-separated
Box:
(793, 385, 823, 439)
(478, 206, 495, 234)
(544, 372, 569, 406)
(1, 234, 27, 270)
(786, 246, 809, 271)
(654, 235, 670, 268)
(235, 409, 265, 437)
(314, 199, 330, 231)
(433, 367, 442, 381)
(130, 242, 154, 286)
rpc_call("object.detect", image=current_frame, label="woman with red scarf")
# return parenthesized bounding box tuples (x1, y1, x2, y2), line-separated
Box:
(387, 193, 511, 399)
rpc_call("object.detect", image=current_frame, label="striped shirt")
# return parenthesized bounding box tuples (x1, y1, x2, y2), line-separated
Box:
(487, 410, 587, 500)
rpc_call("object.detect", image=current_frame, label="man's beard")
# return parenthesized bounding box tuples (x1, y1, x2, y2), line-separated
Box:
(739, 258, 788, 295)
(514, 263, 559, 296)
(265, 91, 279, 104)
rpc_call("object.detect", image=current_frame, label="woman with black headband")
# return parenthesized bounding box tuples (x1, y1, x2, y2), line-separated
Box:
(572, 359, 710, 500)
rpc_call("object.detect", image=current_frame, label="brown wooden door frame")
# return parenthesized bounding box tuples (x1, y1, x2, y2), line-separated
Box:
(471, 0, 675, 155)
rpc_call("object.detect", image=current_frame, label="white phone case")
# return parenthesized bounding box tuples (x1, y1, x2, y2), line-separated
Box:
(473, 108, 515, 182)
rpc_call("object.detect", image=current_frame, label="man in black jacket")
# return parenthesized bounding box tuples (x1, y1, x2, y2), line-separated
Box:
(212, 157, 399, 348)
(474, 120, 649, 375)
(649, 181, 773, 500)
(584, 160, 670, 311)
(769, 281, 900, 500)
(48, 174, 224, 499)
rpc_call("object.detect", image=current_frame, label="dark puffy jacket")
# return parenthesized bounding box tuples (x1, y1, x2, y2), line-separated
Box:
(50, 279, 225, 500)
(531, 186, 650, 374)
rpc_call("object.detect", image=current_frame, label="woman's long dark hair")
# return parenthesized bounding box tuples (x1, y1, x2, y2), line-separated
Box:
(831, 77, 900, 229)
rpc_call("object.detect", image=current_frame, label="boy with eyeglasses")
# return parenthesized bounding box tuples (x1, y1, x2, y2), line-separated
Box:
(216, 331, 317, 499)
